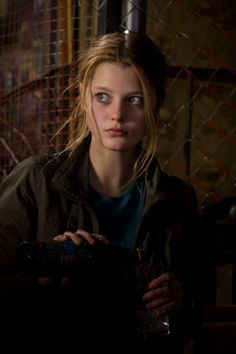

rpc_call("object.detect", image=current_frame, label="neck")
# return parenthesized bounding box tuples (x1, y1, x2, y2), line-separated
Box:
(89, 147, 136, 196)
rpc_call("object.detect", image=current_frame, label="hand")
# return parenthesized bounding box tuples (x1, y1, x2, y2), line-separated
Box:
(53, 229, 110, 246)
(38, 229, 109, 286)
(142, 272, 183, 316)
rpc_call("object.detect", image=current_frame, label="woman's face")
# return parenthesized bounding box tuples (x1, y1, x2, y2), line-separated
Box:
(85, 62, 147, 154)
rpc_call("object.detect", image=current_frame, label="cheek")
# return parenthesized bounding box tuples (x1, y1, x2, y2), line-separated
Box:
(136, 114, 147, 133)
(138, 120, 148, 140)
(86, 112, 97, 132)
(141, 123, 148, 137)
(85, 102, 107, 131)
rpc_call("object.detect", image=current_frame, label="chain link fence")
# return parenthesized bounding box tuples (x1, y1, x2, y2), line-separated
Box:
(0, 0, 235, 206)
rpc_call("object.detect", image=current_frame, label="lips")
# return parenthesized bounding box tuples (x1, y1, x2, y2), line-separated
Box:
(106, 128, 127, 137)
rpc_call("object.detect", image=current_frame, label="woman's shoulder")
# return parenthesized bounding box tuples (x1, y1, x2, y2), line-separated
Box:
(1, 151, 69, 187)
(146, 160, 197, 202)
(163, 172, 194, 190)
(161, 171, 198, 203)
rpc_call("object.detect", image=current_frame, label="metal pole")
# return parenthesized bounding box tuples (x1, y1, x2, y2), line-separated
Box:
(121, 0, 147, 33)
(97, 0, 123, 35)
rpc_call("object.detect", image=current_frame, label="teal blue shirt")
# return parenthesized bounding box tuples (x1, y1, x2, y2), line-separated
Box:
(89, 177, 144, 250)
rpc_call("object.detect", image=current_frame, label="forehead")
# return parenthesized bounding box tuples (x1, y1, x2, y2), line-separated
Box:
(91, 62, 142, 91)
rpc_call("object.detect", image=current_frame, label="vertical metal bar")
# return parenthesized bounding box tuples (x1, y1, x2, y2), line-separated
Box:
(97, 0, 123, 35)
(50, 0, 58, 67)
(121, 0, 147, 33)
(97, 0, 108, 35)
(185, 75, 194, 179)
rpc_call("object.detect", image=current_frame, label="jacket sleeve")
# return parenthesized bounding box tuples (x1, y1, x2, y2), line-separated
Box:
(0, 157, 39, 295)
(167, 177, 202, 344)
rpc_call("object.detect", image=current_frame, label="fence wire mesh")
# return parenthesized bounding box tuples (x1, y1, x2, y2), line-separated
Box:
(0, 0, 235, 206)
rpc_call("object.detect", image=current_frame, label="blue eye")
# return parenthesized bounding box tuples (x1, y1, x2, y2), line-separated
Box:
(128, 96, 143, 105)
(95, 93, 109, 103)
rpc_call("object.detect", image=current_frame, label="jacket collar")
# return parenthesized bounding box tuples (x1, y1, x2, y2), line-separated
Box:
(51, 135, 168, 204)
(51, 136, 91, 201)
(142, 159, 169, 214)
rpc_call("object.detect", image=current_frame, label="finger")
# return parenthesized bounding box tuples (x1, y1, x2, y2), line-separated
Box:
(64, 230, 95, 245)
(143, 285, 170, 301)
(148, 272, 181, 290)
(73, 230, 109, 245)
(75, 229, 96, 245)
(144, 284, 183, 305)
(53, 230, 109, 246)
(145, 293, 181, 312)
(143, 280, 183, 309)
(53, 232, 85, 245)
(157, 301, 180, 315)
(91, 233, 110, 245)
(53, 234, 67, 242)
(146, 276, 166, 290)
(145, 293, 174, 308)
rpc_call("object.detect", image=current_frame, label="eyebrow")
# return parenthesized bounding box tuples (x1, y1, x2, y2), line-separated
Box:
(92, 86, 143, 95)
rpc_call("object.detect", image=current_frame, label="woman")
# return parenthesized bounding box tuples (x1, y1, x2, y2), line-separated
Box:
(0, 32, 200, 353)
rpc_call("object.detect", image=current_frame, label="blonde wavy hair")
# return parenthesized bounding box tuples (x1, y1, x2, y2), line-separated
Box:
(59, 31, 166, 179)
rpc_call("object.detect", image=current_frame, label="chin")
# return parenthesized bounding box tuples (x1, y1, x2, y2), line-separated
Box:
(103, 142, 135, 153)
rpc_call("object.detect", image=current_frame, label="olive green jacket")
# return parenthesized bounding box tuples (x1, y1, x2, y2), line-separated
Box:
(0, 137, 200, 342)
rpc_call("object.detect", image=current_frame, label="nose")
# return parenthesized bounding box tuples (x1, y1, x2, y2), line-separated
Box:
(110, 100, 123, 121)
